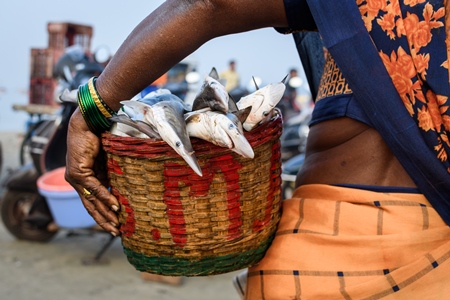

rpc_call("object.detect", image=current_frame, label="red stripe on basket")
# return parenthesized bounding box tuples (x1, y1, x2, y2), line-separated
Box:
(151, 228, 161, 240)
(162, 154, 245, 245)
(253, 141, 282, 232)
(107, 157, 124, 175)
(205, 155, 244, 241)
(112, 187, 136, 237)
(162, 182, 188, 247)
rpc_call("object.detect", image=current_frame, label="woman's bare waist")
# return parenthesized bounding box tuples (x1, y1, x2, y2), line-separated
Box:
(295, 117, 417, 188)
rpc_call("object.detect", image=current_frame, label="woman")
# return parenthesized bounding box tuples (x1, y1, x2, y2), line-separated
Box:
(66, 0, 450, 298)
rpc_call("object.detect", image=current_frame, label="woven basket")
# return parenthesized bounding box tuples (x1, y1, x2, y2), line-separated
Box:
(101, 111, 283, 276)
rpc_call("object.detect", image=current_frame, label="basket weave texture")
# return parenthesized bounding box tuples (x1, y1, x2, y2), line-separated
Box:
(101, 113, 283, 276)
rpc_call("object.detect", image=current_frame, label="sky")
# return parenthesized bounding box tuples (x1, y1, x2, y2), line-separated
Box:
(0, 1, 305, 131)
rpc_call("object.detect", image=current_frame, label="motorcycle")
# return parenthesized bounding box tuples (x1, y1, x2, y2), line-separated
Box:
(279, 106, 312, 200)
(281, 153, 305, 200)
(279, 31, 326, 200)
(280, 110, 311, 162)
(229, 85, 249, 101)
(0, 47, 114, 264)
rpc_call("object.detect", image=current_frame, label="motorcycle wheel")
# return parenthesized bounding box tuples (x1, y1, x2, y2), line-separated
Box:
(0, 190, 57, 242)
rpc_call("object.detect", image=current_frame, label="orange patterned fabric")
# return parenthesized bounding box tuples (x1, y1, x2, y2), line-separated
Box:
(245, 185, 450, 299)
(357, 0, 450, 171)
(245, 1, 450, 298)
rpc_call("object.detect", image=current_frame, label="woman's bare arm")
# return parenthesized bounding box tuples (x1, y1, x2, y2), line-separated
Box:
(97, 0, 289, 111)
(65, 0, 289, 235)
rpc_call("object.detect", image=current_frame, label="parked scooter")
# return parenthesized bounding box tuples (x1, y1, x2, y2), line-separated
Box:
(229, 85, 249, 101)
(281, 153, 305, 200)
(0, 47, 114, 263)
(280, 110, 311, 162)
(280, 112, 310, 200)
(279, 32, 326, 200)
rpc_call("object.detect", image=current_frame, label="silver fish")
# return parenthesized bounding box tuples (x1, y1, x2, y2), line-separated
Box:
(109, 113, 160, 139)
(141, 89, 186, 107)
(185, 107, 254, 159)
(192, 68, 229, 113)
(121, 99, 202, 177)
(119, 89, 187, 126)
(142, 88, 172, 99)
(236, 77, 286, 131)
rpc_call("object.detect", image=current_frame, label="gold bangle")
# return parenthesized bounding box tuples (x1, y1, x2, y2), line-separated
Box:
(88, 77, 113, 118)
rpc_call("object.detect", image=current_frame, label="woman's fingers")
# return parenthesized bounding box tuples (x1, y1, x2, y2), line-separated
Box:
(68, 164, 121, 236)
(72, 175, 120, 214)
(65, 109, 121, 236)
(79, 191, 121, 236)
(72, 178, 121, 234)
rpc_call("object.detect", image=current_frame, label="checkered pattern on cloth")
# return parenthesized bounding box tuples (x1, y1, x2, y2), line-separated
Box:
(245, 184, 450, 299)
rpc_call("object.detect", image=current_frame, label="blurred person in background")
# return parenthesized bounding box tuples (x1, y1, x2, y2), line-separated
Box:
(219, 60, 240, 92)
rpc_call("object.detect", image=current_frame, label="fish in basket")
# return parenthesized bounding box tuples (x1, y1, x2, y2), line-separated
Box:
(101, 68, 287, 276)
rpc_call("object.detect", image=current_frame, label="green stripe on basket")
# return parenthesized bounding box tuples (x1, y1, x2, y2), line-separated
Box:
(123, 237, 274, 276)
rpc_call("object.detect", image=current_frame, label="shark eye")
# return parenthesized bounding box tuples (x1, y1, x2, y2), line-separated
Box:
(228, 123, 235, 130)
(175, 141, 181, 147)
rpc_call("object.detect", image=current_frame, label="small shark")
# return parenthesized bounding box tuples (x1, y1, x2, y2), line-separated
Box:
(109, 113, 160, 139)
(237, 76, 287, 131)
(192, 68, 229, 113)
(120, 89, 186, 116)
(141, 89, 185, 106)
(185, 106, 254, 159)
(57, 88, 159, 139)
(121, 99, 202, 177)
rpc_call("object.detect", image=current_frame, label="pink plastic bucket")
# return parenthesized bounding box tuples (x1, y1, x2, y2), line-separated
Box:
(37, 167, 96, 228)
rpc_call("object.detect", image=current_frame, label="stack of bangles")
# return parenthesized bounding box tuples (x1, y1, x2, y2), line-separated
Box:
(77, 77, 117, 135)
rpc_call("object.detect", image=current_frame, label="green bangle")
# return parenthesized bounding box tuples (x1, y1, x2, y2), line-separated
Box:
(77, 78, 115, 135)
(92, 78, 116, 117)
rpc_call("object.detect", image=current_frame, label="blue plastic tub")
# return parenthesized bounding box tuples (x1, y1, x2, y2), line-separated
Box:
(37, 167, 97, 229)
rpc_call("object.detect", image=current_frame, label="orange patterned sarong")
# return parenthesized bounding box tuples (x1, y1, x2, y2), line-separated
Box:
(245, 184, 450, 299)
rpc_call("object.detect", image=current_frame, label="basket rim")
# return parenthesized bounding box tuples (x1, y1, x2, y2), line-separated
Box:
(102, 109, 283, 158)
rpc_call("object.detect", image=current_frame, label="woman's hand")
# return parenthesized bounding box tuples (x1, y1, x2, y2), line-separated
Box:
(65, 108, 121, 236)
